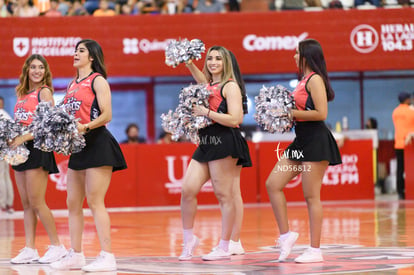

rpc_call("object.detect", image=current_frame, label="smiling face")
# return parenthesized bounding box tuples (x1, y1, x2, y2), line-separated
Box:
(28, 59, 45, 86)
(206, 50, 224, 77)
(73, 43, 92, 69)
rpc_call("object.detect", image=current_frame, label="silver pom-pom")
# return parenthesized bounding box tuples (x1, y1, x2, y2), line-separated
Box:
(165, 38, 205, 68)
(254, 85, 295, 133)
(3, 146, 30, 166)
(0, 114, 29, 165)
(161, 84, 212, 144)
(30, 102, 86, 155)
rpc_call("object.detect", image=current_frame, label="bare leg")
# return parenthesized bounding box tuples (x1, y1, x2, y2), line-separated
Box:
(301, 161, 328, 248)
(265, 158, 301, 234)
(180, 159, 210, 230)
(14, 171, 37, 248)
(208, 157, 239, 241)
(231, 166, 243, 242)
(85, 166, 113, 252)
(66, 168, 86, 252)
(25, 168, 61, 246)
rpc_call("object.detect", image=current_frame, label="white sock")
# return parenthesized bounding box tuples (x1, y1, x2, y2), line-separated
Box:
(219, 239, 230, 252)
(279, 231, 291, 241)
(309, 247, 321, 253)
(183, 229, 194, 243)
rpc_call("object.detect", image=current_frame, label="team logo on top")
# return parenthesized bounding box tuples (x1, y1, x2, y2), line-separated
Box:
(350, 24, 379, 54)
(13, 37, 30, 57)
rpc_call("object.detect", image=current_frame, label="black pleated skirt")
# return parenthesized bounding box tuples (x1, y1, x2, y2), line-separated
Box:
(69, 126, 127, 172)
(192, 123, 252, 167)
(287, 121, 342, 165)
(12, 140, 59, 174)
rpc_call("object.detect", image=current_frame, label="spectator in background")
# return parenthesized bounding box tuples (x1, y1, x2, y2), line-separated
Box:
(0, 0, 12, 16)
(305, 0, 322, 7)
(0, 96, 14, 214)
(44, 0, 62, 16)
(328, 0, 343, 8)
(157, 131, 174, 144)
(228, 0, 240, 11)
(354, 0, 381, 7)
(392, 92, 414, 200)
(194, 0, 226, 13)
(68, 0, 88, 15)
(121, 123, 146, 144)
(84, 0, 115, 15)
(365, 117, 378, 129)
(160, 0, 185, 14)
(137, 0, 160, 14)
(56, 0, 71, 15)
(13, 0, 39, 17)
(93, 0, 115, 15)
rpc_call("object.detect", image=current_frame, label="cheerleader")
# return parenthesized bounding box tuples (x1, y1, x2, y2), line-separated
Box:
(10, 54, 66, 264)
(179, 46, 251, 261)
(266, 39, 341, 263)
(51, 39, 127, 272)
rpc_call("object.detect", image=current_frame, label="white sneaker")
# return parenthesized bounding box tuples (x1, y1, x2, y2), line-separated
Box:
(277, 231, 299, 261)
(11, 247, 40, 264)
(50, 248, 85, 270)
(202, 247, 231, 261)
(38, 245, 67, 263)
(82, 251, 117, 272)
(229, 240, 245, 255)
(178, 235, 199, 261)
(295, 248, 324, 263)
(212, 240, 246, 255)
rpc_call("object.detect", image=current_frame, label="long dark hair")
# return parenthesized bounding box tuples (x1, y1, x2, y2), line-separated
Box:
(298, 39, 335, 101)
(75, 39, 107, 79)
(229, 50, 248, 114)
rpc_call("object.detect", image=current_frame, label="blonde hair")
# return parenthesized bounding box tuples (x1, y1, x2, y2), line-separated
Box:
(16, 54, 53, 98)
(202, 46, 236, 88)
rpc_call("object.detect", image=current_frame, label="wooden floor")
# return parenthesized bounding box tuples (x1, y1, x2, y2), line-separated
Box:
(1, 194, 414, 275)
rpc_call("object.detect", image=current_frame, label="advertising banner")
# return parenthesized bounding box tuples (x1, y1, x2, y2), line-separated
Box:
(10, 140, 373, 210)
(257, 140, 374, 202)
(0, 9, 413, 78)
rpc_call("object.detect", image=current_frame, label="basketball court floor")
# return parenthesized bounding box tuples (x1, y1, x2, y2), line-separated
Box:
(0, 194, 413, 275)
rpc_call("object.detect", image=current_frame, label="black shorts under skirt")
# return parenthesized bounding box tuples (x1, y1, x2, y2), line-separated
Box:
(69, 126, 127, 172)
(12, 140, 59, 174)
(192, 123, 252, 167)
(287, 121, 342, 165)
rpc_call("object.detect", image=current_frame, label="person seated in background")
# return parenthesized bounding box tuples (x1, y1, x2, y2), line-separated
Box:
(93, 0, 115, 15)
(137, 0, 160, 14)
(44, 0, 62, 16)
(68, 0, 88, 15)
(354, 0, 381, 7)
(160, 0, 185, 14)
(121, 123, 147, 144)
(365, 117, 378, 129)
(157, 131, 174, 144)
(13, 0, 39, 17)
(194, 0, 226, 13)
(0, 0, 12, 16)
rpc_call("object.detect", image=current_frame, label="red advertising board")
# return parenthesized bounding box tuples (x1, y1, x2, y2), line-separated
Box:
(9, 140, 373, 210)
(257, 140, 374, 202)
(0, 9, 413, 79)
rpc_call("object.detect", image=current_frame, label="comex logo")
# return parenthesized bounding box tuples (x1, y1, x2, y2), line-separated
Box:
(350, 24, 379, 54)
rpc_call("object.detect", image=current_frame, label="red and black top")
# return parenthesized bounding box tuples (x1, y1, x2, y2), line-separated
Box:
(14, 86, 48, 126)
(63, 72, 101, 124)
(292, 72, 316, 122)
